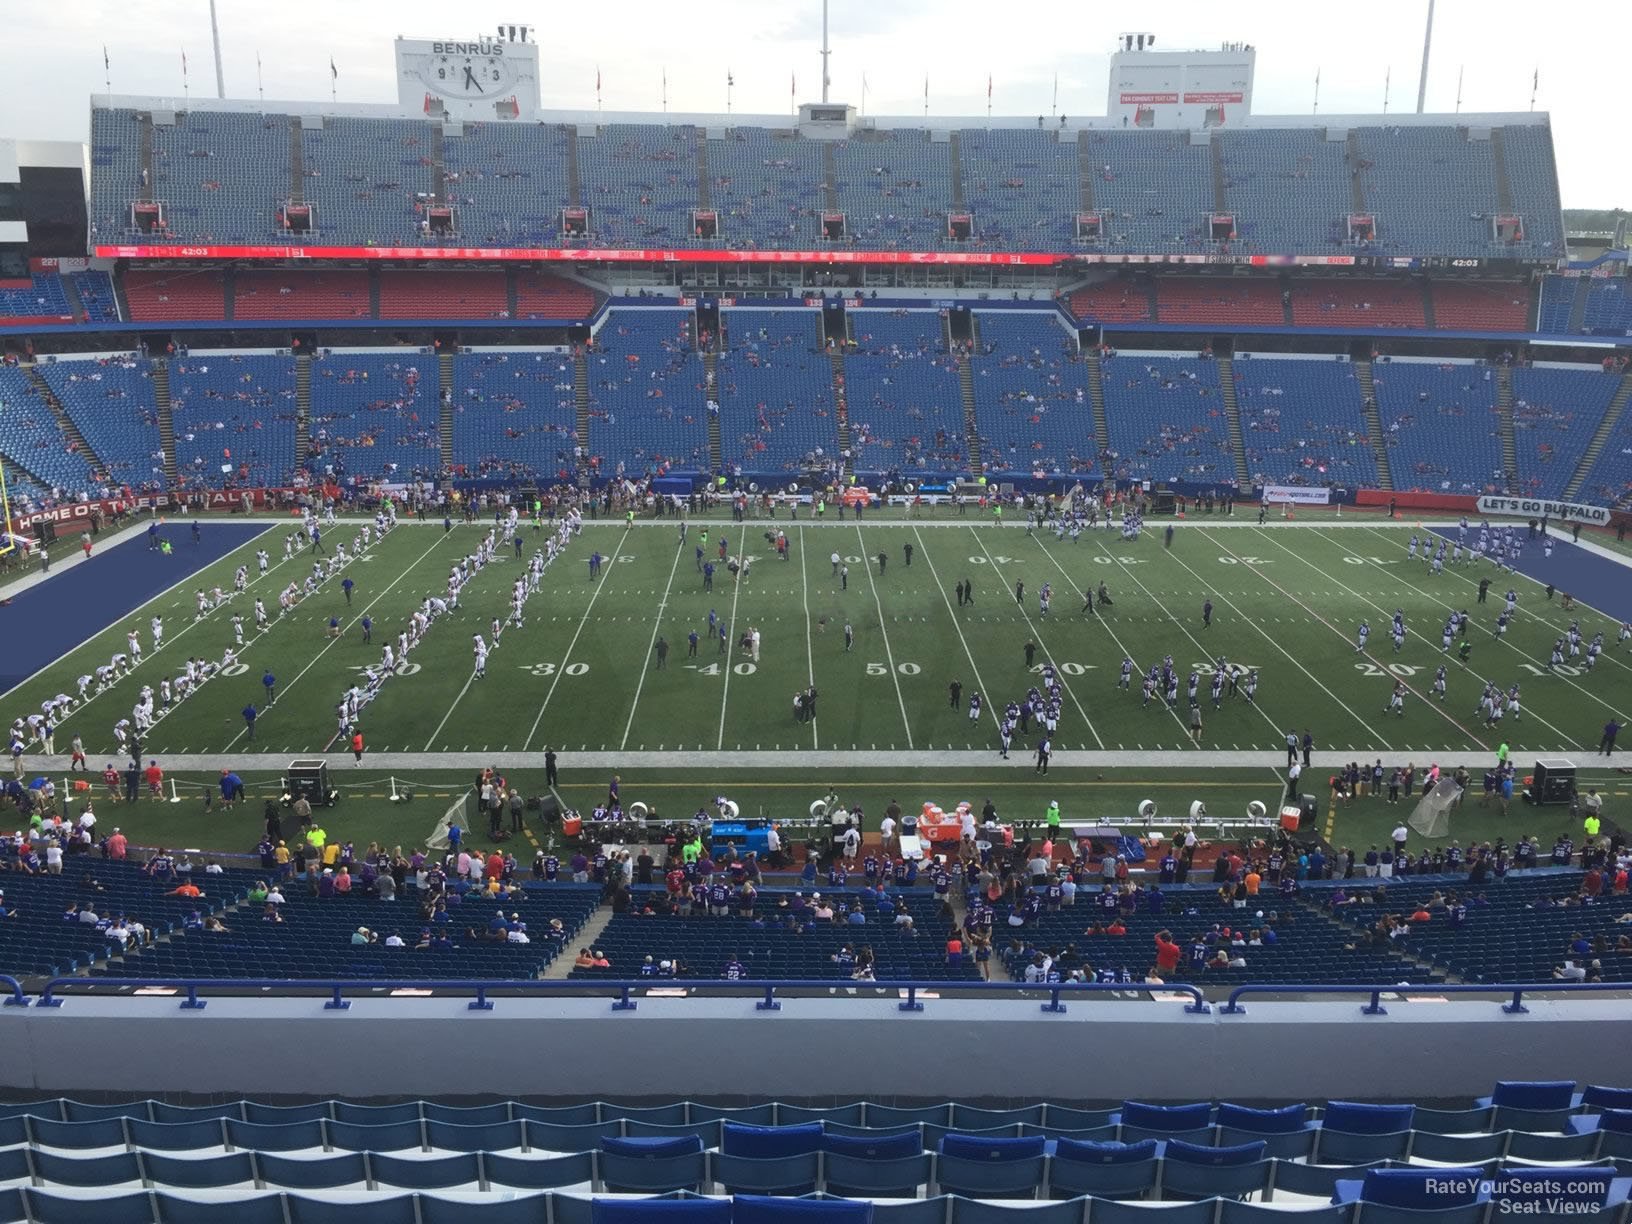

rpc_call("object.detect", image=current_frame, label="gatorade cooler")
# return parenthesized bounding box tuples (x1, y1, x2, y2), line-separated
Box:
(1280, 805, 1302, 833)
(562, 813, 583, 837)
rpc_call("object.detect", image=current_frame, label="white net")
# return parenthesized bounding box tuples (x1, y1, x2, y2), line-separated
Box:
(1408, 777, 1464, 839)
(426, 789, 473, 852)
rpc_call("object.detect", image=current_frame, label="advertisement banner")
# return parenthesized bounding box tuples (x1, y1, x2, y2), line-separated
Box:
(8, 488, 284, 534)
(1119, 92, 1179, 104)
(1183, 91, 1245, 104)
(1475, 494, 1611, 525)
(1262, 485, 1332, 506)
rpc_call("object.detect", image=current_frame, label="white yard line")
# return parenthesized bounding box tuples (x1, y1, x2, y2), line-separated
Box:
(619, 529, 687, 749)
(715, 529, 752, 750)
(421, 553, 538, 752)
(912, 526, 1004, 744)
(968, 529, 1110, 748)
(221, 529, 452, 752)
(854, 525, 914, 750)
(523, 526, 630, 752)
(797, 526, 818, 750)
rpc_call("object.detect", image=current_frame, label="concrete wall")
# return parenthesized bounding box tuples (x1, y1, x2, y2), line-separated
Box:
(2, 995, 1629, 1101)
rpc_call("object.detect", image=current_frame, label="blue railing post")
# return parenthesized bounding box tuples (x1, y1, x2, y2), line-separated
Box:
(1361, 990, 1387, 1016)
(1221, 988, 1247, 1014)
(468, 985, 493, 1012)
(756, 984, 780, 1012)
(0, 976, 28, 1007)
(611, 985, 636, 1012)
(323, 984, 350, 1011)
(180, 984, 206, 1010)
(1041, 986, 1067, 1014)
(1502, 988, 1529, 1015)
(898, 984, 923, 1012)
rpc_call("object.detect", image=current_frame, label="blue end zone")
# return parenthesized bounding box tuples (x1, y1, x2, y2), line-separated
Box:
(1431, 528, 1632, 622)
(0, 521, 270, 693)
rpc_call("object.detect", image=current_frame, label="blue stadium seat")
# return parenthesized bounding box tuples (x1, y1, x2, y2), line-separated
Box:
(953, 1106, 1044, 1129)
(369, 1151, 481, 1190)
(326, 1120, 425, 1153)
(1089, 1201, 1219, 1224)
(722, 1124, 825, 1158)
(689, 1105, 777, 1127)
(625, 1121, 723, 1148)
(0, 1150, 31, 1186)
(869, 1105, 953, 1129)
(1047, 1140, 1160, 1200)
(1267, 1161, 1384, 1200)
(483, 1151, 596, 1190)
(1505, 1130, 1601, 1162)
(141, 1151, 256, 1188)
(1315, 1103, 1417, 1163)
(935, 1152, 1047, 1200)
(23, 1189, 155, 1224)
(1043, 1107, 1118, 1131)
(778, 1105, 864, 1127)
(711, 1150, 822, 1195)
(418, 1196, 551, 1224)
(422, 1103, 513, 1126)
(58, 1147, 128, 1200)
(425, 1120, 526, 1153)
(1157, 1139, 1270, 1200)
(255, 1152, 369, 1189)
(285, 1194, 419, 1224)
(527, 1121, 625, 1153)
(512, 1104, 602, 1127)
(1412, 1107, 1496, 1135)
(153, 1193, 287, 1224)
(29, 1117, 128, 1150)
(150, 1102, 244, 1124)
(1216, 1104, 1317, 1159)
(127, 1119, 228, 1152)
(242, 1102, 332, 1125)
(947, 1197, 1084, 1224)
(599, 1148, 707, 1194)
(870, 1197, 949, 1224)
(1407, 1131, 1508, 1163)
(1479, 1081, 1579, 1133)
(63, 1100, 151, 1123)
(822, 1151, 934, 1198)
(226, 1122, 328, 1148)
(332, 1102, 424, 1126)
(1223, 1204, 1356, 1224)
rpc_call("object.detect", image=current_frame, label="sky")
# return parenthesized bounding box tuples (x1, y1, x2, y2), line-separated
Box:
(0, 0, 1623, 209)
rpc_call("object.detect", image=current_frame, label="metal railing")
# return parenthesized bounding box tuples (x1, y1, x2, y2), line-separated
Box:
(1219, 980, 1632, 1016)
(29, 976, 1211, 1014)
(18, 976, 1630, 1014)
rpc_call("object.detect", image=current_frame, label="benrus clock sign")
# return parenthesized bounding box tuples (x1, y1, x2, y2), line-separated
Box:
(395, 36, 541, 118)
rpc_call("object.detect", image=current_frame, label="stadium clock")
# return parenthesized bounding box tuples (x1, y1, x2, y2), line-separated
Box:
(421, 49, 513, 98)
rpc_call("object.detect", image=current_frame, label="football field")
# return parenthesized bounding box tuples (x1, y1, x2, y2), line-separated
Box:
(8, 513, 1630, 766)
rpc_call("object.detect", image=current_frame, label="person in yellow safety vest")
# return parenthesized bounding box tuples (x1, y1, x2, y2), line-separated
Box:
(1046, 801, 1061, 839)
(307, 824, 326, 853)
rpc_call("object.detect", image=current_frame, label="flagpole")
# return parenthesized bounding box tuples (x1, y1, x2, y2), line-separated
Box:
(103, 46, 111, 95)
(330, 56, 337, 104)
(1051, 73, 1058, 119)
(1529, 67, 1538, 112)
(182, 47, 189, 102)
(727, 71, 733, 115)
(596, 66, 602, 113)
(1312, 67, 1320, 114)
(662, 67, 668, 122)
(923, 75, 928, 119)
(1455, 64, 1463, 113)
(208, 0, 225, 99)
(1383, 66, 1391, 114)
(986, 74, 992, 126)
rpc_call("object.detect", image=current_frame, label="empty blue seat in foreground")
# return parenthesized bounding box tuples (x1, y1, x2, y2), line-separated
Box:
(1047, 1138, 1159, 1200)
(1159, 1138, 1270, 1200)
(1217, 1103, 1316, 1158)
(1315, 1102, 1416, 1163)
(712, 1150, 823, 1195)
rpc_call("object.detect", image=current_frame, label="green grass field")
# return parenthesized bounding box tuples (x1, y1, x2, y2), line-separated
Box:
(9, 514, 1628, 762)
